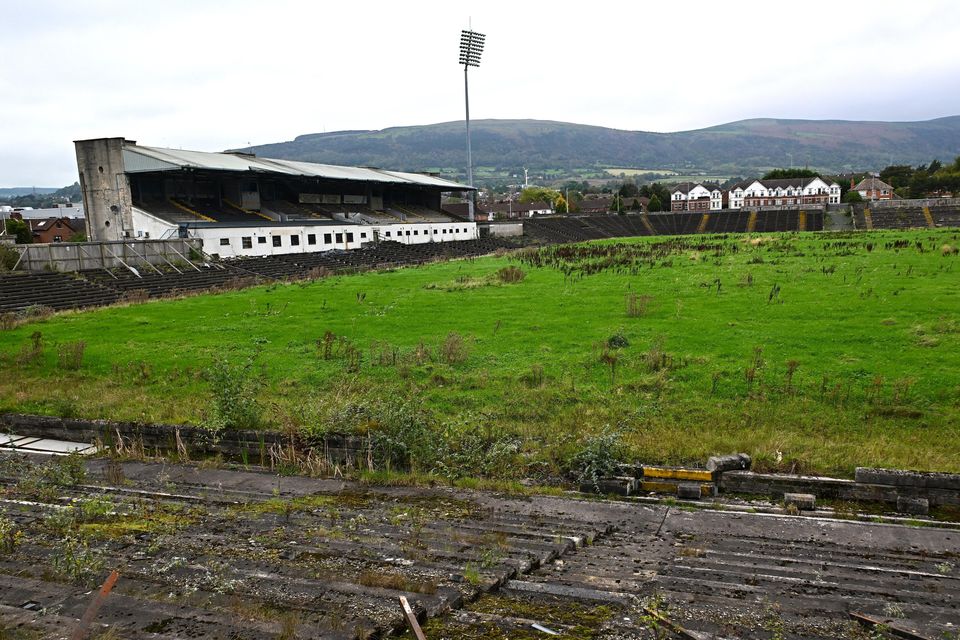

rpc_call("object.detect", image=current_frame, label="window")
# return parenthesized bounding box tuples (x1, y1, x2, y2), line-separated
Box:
(258, 236, 267, 244)
(220, 238, 230, 246)
(335, 232, 343, 243)
(272, 236, 281, 247)
(53, 235, 62, 242)
(324, 233, 332, 243)
(308, 234, 316, 245)
(360, 232, 367, 239)
(242, 237, 252, 249)
(405, 230, 410, 236)
(346, 232, 354, 242)
(413, 230, 418, 236)
(385, 231, 391, 237)
(291, 235, 300, 246)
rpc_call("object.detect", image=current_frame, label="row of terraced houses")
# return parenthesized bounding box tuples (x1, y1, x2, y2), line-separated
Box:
(670, 177, 843, 212)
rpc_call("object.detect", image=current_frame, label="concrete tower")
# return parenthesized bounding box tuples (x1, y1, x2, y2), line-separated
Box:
(74, 137, 134, 241)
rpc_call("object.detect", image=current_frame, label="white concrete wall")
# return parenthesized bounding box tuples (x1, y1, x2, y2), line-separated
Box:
(132, 207, 178, 239)
(184, 221, 478, 259)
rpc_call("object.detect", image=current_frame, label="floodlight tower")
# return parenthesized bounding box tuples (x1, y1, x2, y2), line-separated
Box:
(459, 27, 485, 221)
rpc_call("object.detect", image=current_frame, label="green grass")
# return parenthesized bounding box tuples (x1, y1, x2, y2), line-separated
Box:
(2, 229, 959, 477)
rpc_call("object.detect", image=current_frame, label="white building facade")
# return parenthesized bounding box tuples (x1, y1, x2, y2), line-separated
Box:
(728, 177, 841, 209)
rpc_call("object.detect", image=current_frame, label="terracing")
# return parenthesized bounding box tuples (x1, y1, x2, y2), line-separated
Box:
(0, 238, 517, 313)
(1, 454, 957, 639)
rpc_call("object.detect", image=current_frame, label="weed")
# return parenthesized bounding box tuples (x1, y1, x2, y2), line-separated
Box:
(495, 265, 525, 283)
(121, 288, 149, 304)
(0, 515, 20, 554)
(16, 331, 43, 366)
(625, 292, 653, 317)
(462, 563, 482, 585)
(206, 354, 263, 430)
(57, 340, 86, 370)
(52, 536, 104, 587)
(440, 332, 469, 365)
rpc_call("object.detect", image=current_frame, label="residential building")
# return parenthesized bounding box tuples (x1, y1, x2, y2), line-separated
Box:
(853, 176, 895, 201)
(670, 182, 723, 211)
(27, 217, 85, 243)
(727, 177, 841, 209)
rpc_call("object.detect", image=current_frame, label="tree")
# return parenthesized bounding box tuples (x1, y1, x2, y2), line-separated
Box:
(609, 194, 623, 213)
(618, 182, 639, 198)
(518, 186, 562, 205)
(6, 219, 31, 244)
(762, 168, 819, 180)
(842, 190, 863, 204)
(554, 194, 568, 214)
(631, 198, 642, 212)
(648, 194, 662, 212)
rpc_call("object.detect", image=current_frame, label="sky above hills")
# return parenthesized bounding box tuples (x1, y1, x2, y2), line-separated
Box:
(2, 0, 959, 186)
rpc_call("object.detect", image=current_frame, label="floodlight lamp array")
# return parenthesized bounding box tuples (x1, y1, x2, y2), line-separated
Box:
(459, 30, 485, 67)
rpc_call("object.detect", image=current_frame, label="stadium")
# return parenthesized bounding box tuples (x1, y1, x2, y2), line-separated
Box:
(75, 137, 480, 258)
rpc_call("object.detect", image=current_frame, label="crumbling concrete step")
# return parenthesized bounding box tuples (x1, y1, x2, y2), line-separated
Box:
(501, 579, 635, 605)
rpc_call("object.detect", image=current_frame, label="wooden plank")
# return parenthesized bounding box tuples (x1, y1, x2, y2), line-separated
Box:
(399, 595, 427, 640)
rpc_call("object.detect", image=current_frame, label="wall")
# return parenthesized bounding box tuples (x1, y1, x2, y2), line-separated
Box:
(190, 221, 479, 259)
(13, 239, 201, 272)
(482, 222, 523, 238)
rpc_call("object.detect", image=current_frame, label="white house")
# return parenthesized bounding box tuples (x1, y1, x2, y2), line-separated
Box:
(727, 177, 841, 209)
(670, 182, 723, 211)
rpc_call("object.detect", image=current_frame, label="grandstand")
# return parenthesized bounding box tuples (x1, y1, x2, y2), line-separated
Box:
(75, 138, 475, 259)
(520, 209, 826, 244)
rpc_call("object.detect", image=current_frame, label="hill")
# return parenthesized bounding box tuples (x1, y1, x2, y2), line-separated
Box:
(0, 187, 58, 199)
(241, 116, 960, 181)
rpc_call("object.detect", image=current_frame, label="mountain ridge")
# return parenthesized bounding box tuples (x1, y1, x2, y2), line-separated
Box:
(240, 116, 960, 180)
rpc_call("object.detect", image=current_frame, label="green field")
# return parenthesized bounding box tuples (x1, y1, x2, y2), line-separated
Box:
(2, 229, 959, 479)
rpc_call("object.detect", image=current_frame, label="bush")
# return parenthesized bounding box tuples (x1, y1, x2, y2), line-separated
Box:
(440, 332, 469, 365)
(206, 356, 263, 430)
(570, 427, 625, 491)
(368, 400, 435, 472)
(0, 244, 20, 271)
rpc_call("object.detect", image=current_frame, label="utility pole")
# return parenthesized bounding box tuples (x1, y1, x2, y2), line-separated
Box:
(459, 25, 485, 222)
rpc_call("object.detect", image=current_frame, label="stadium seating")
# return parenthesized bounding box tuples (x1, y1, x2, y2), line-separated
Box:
(0, 238, 520, 313)
(0, 272, 121, 313)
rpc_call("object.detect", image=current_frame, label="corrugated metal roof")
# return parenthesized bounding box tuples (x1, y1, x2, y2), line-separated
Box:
(123, 144, 474, 190)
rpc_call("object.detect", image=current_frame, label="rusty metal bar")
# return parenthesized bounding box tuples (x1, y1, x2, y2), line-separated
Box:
(69, 569, 120, 640)
(399, 595, 427, 640)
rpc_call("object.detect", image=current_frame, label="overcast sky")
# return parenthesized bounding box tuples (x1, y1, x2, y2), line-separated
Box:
(2, 0, 959, 186)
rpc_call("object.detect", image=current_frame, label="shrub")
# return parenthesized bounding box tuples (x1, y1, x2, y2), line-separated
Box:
(607, 329, 629, 349)
(570, 427, 625, 491)
(0, 244, 21, 271)
(206, 355, 263, 430)
(440, 332, 469, 365)
(57, 340, 86, 370)
(369, 400, 435, 472)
